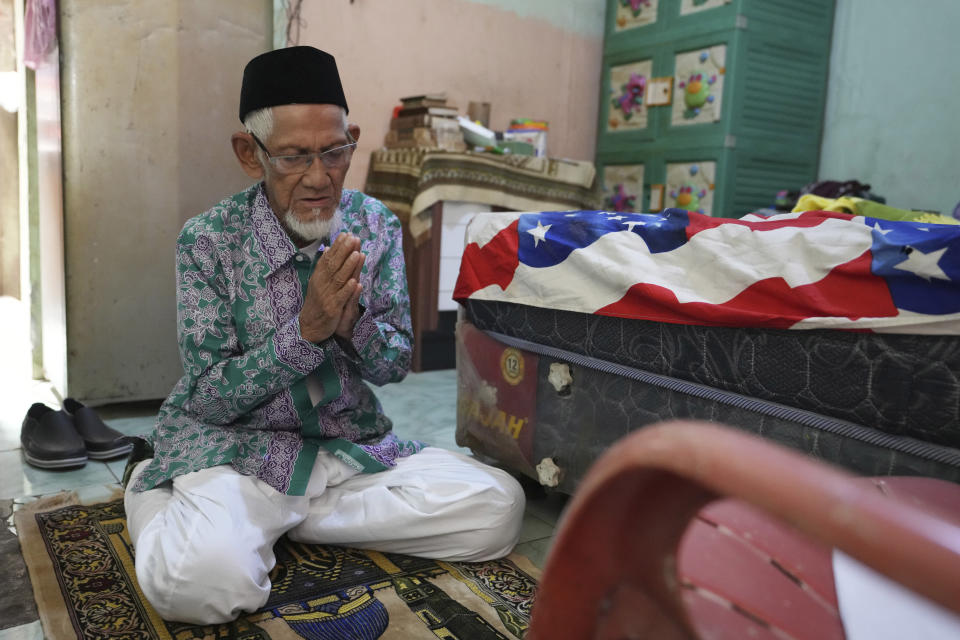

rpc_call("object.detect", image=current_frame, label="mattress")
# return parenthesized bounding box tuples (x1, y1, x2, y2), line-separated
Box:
(453, 209, 960, 491)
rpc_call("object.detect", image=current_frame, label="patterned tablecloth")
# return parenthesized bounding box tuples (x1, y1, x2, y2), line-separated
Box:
(363, 149, 600, 244)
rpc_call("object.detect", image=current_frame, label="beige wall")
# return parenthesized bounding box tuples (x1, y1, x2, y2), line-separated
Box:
(293, 0, 604, 190)
(0, 0, 17, 298)
(33, 50, 67, 392)
(1, 108, 18, 298)
(59, 0, 270, 403)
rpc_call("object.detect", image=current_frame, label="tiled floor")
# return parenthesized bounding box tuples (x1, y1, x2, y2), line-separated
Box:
(0, 365, 566, 638)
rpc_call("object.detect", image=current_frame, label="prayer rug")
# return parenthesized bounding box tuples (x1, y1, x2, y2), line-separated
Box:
(15, 492, 539, 639)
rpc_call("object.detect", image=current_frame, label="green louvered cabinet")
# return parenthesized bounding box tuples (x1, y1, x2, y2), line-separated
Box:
(596, 0, 836, 218)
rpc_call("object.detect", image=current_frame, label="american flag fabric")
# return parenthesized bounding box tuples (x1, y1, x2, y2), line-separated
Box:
(453, 209, 960, 334)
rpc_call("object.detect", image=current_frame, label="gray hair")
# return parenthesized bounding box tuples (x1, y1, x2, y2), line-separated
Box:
(243, 106, 353, 165)
(244, 107, 274, 164)
(244, 107, 274, 142)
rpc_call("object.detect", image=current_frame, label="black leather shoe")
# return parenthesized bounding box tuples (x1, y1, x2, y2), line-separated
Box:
(62, 398, 133, 460)
(21, 403, 88, 469)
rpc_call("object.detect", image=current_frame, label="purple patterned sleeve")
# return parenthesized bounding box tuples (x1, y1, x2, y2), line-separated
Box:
(349, 199, 413, 385)
(279, 316, 328, 373)
(350, 311, 379, 358)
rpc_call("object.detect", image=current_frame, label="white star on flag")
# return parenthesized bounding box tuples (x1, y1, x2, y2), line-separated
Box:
(872, 222, 893, 235)
(623, 220, 647, 232)
(894, 245, 950, 281)
(527, 221, 553, 247)
(608, 215, 626, 221)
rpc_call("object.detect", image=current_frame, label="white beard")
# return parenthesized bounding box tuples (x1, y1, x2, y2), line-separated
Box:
(283, 207, 343, 244)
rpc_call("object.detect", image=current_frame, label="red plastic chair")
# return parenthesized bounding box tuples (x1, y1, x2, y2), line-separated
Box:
(527, 420, 960, 639)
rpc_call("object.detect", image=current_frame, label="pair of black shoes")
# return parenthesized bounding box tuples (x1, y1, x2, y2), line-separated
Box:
(21, 399, 133, 469)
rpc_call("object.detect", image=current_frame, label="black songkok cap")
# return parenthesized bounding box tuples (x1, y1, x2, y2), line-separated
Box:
(238, 46, 348, 122)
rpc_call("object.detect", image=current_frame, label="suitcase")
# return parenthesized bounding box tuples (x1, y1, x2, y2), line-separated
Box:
(453, 209, 960, 493)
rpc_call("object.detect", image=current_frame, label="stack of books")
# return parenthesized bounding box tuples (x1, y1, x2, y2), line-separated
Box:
(384, 93, 466, 151)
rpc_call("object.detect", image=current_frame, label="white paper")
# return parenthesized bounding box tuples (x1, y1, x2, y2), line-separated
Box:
(833, 549, 960, 640)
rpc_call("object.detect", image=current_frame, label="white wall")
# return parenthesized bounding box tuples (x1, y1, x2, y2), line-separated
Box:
(819, 0, 960, 216)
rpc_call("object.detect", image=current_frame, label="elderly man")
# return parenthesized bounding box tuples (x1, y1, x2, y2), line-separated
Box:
(123, 46, 525, 625)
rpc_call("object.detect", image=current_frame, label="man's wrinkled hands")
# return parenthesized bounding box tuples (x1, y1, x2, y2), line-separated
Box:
(298, 233, 365, 344)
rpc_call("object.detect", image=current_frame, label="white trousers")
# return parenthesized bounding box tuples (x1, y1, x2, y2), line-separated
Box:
(123, 447, 525, 625)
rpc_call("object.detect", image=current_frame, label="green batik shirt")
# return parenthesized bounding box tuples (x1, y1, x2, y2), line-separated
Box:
(132, 183, 424, 496)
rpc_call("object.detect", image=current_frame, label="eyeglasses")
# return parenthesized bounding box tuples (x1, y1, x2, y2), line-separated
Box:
(249, 133, 357, 175)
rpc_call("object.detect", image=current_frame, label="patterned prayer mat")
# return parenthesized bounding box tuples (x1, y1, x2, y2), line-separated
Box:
(15, 493, 539, 639)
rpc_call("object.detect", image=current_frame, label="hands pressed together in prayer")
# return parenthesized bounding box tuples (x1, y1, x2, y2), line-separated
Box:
(299, 232, 365, 344)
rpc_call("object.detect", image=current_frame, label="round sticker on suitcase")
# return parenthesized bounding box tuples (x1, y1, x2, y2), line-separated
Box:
(500, 348, 525, 386)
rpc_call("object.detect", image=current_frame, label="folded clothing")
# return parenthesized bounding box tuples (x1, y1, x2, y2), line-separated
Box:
(794, 195, 959, 226)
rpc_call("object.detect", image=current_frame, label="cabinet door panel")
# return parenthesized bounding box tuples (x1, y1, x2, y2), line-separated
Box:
(613, 0, 660, 32)
(666, 161, 717, 215)
(679, 0, 732, 17)
(606, 59, 656, 134)
(671, 45, 727, 127)
(602, 164, 646, 213)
